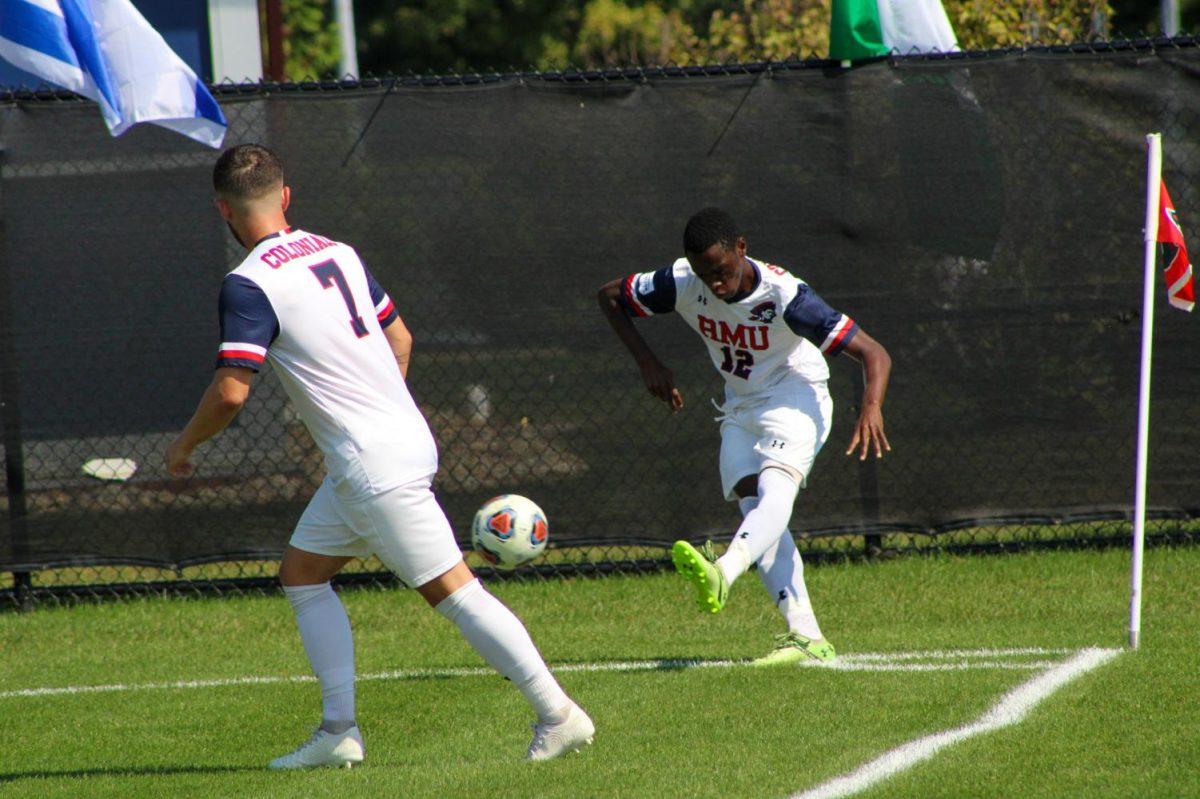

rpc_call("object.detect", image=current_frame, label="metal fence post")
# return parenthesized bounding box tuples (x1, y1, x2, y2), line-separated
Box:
(0, 147, 31, 609)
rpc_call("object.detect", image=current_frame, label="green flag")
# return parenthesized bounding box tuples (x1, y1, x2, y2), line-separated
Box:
(830, 0, 958, 62)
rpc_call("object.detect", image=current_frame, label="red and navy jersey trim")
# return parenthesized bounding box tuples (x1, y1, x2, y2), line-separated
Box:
(621, 275, 648, 317)
(216, 342, 268, 370)
(818, 314, 858, 355)
(374, 296, 397, 327)
(365, 266, 398, 328)
(216, 274, 279, 371)
(619, 266, 676, 317)
(783, 284, 858, 356)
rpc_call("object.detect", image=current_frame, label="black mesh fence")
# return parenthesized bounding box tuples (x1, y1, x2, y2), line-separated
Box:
(1, 38, 1198, 607)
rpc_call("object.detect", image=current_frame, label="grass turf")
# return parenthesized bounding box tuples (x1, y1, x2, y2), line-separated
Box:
(0, 546, 1195, 798)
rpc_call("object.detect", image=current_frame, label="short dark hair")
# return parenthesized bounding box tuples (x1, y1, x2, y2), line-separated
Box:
(683, 207, 740, 254)
(213, 144, 284, 201)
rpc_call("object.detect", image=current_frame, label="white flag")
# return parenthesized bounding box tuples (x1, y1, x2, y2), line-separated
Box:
(0, 0, 227, 147)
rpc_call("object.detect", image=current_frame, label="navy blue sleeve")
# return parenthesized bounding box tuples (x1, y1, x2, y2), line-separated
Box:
(216, 274, 279, 371)
(783, 283, 858, 356)
(618, 267, 676, 317)
(364, 266, 399, 328)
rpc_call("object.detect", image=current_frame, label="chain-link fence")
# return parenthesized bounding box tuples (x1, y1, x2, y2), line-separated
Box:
(1, 38, 1198, 608)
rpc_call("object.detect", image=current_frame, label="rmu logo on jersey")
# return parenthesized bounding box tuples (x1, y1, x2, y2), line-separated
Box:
(749, 301, 777, 323)
(697, 315, 770, 350)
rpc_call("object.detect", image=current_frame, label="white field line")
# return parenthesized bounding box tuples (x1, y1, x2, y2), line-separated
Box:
(0, 647, 1074, 701)
(837, 647, 1073, 662)
(791, 647, 1122, 799)
(820, 660, 1059, 673)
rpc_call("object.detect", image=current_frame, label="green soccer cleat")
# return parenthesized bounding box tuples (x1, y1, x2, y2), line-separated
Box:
(751, 632, 837, 667)
(671, 540, 729, 614)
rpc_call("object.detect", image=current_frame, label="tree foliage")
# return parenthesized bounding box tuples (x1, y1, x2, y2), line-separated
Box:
(702, 0, 830, 60)
(572, 0, 698, 66)
(568, 0, 831, 65)
(280, 0, 342, 78)
(283, 0, 1146, 77)
(946, 1, 1112, 50)
(355, 0, 577, 74)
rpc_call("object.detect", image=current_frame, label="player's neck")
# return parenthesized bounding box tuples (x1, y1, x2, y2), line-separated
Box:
(735, 256, 757, 294)
(236, 214, 291, 251)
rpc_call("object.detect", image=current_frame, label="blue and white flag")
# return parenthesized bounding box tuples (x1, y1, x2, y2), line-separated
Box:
(0, 0, 226, 147)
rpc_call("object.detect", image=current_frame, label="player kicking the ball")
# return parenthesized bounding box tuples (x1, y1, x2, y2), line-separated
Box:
(166, 145, 593, 769)
(598, 207, 891, 665)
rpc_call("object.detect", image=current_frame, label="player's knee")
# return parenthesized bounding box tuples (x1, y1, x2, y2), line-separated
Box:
(760, 461, 802, 490)
(279, 547, 345, 586)
(417, 559, 474, 608)
(278, 559, 317, 587)
(758, 463, 801, 511)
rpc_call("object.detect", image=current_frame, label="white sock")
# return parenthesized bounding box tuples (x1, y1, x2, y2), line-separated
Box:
(436, 578, 570, 722)
(716, 497, 759, 586)
(718, 468, 799, 585)
(757, 530, 824, 640)
(283, 583, 356, 726)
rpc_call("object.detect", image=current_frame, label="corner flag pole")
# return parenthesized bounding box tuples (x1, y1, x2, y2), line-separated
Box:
(1130, 132, 1162, 650)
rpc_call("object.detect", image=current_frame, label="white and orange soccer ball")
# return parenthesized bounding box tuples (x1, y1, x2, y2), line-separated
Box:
(470, 494, 549, 570)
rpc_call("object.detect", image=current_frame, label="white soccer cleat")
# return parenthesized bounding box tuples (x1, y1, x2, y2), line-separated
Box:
(525, 703, 595, 761)
(268, 726, 365, 770)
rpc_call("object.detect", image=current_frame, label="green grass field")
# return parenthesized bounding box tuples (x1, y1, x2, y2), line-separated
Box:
(1, 546, 1196, 798)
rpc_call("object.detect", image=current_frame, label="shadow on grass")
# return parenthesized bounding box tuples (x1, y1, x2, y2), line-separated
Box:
(0, 764, 262, 783)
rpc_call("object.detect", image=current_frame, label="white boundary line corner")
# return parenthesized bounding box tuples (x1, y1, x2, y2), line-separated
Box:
(790, 647, 1122, 799)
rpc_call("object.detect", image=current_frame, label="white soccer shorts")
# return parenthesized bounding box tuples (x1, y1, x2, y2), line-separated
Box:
(290, 474, 464, 589)
(717, 381, 833, 501)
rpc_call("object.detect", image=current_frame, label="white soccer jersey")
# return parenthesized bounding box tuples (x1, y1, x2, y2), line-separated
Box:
(216, 227, 436, 491)
(620, 257, 858, 399)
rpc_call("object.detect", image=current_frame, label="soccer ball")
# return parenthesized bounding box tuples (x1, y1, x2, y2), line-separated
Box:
(471, 494, 549, 570)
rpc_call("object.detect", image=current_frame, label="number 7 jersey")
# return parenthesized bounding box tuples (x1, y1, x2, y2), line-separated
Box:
(214, 227, 437, 490)
(619, 257, 858, 398)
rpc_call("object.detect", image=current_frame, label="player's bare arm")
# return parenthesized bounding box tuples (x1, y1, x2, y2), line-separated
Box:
(165, 367, 254, 477)
(840, 330, 892, 460)
(382, 313, 414, 380)
(597, 279, 684, 412)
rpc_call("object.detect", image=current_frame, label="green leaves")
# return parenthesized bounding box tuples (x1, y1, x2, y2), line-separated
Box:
(281, 0, 342, 79)
(284, 0, 1117, 77)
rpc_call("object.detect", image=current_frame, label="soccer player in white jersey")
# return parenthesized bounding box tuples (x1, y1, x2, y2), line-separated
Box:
(165, 144, 593, 768)
(597, 207, 892, 665)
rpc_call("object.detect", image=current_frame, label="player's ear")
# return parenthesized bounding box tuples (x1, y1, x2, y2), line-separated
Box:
(214, 198, 233, 221)
(735, 236, 747, 255)
(280, 185, 291, 212)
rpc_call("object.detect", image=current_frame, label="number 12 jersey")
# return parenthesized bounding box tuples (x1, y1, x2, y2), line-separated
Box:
(619, 257, 858, 399)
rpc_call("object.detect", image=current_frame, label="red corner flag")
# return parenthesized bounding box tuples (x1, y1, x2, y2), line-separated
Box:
(1159, 182, 1195, 312)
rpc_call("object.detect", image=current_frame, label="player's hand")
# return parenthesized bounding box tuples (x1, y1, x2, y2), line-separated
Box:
(846, 402, 890, 461)
(165, 437, 196, 478)
(638, 356, 684, 413)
